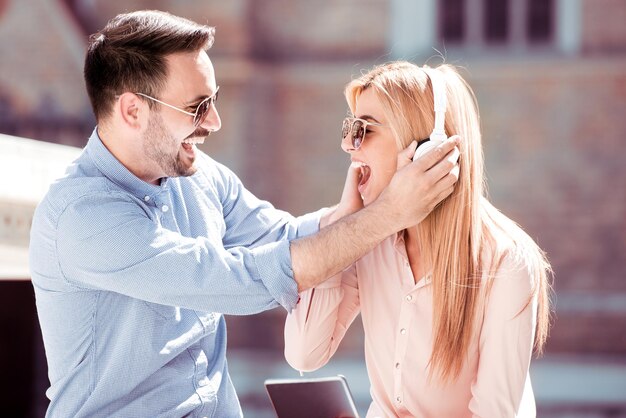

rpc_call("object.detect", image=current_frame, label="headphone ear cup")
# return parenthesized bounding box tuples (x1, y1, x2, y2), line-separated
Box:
(413, 138, 444, 161)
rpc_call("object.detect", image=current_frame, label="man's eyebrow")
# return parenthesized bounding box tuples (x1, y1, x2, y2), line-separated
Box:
(357, 114, 382, 124)
(184, 96, 208, 106)
(184, 89, 218, 106)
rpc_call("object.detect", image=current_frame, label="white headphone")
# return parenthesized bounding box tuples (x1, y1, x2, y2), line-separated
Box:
(412, 66, 448, 161)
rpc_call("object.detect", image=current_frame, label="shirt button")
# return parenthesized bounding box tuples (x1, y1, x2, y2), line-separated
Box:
(395, 362, 400, 369)
(161, 205, 169, 212)
(400, 328, 407, 335)
(396, 396, 402, 403)
(405, 295, 413, 302)
(144, 195, 150, 201)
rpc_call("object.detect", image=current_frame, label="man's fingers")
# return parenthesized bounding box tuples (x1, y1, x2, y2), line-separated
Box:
(433, 185, 456, 207)
(397, 140, 417, 171)
(425, 146, 460, 185)
(416, 136, 461, 171)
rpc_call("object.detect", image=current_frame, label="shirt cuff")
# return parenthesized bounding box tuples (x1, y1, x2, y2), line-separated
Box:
(252, 239, 299, 311)
(294, 207, 326, 239)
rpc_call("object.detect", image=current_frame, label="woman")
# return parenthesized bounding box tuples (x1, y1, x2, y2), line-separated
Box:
(284, 62, 551, 417)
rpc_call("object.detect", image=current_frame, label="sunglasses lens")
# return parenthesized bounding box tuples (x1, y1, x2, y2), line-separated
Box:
(342, 119, 350, 139)
(193, 89, 219, 127)
(193, 98, 211, 127)
(352, 120, 365, 149)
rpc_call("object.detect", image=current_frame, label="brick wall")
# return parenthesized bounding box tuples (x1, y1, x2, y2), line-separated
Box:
(0, 0, 87, 114)
(582, 0, 626, 53)
(1, 0, 624, 355)
(469, 58, 626, 353)
(217, 56, 626, 355)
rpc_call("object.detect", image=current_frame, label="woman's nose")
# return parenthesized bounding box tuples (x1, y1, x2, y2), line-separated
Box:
(341, 136, 356, 154)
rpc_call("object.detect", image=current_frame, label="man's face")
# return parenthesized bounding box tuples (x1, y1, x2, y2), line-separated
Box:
(143, 50, 221, 178)
(143, 110, 197, 177)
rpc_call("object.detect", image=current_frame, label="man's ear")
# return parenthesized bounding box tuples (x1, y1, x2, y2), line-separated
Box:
(117, 92, 146, 130)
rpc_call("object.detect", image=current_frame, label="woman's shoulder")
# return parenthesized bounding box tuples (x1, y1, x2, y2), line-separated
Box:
(480, 201, 547, 281)
(480, 231, 546, 301)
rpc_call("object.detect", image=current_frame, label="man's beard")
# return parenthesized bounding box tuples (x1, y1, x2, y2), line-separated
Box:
(143, 112, 208, 178)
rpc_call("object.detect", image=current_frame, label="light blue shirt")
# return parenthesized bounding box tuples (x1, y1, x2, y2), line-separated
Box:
(29, 129, 322, 417)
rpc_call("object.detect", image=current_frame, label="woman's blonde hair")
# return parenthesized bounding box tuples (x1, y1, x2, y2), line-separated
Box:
(344, 61, 552, 382)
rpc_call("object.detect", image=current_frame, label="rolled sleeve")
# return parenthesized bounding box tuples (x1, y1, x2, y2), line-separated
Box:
(293, 208, 326, 239)
(252, 239, 299, 311)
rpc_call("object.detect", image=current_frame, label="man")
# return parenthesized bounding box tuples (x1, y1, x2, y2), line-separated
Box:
(29, 10, 460, 418)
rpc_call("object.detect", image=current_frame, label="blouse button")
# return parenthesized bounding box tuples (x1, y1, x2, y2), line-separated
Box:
(144, 195, 150, 202)
(396, 396, 402, 403)
(405, 295, 413, 302)
(400, 328, 407, 335)
(395, 362, 400, 369)
(161, 204, 169, 212)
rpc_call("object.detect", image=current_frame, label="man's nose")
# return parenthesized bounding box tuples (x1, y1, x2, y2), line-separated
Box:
(202, 105, 221, 132)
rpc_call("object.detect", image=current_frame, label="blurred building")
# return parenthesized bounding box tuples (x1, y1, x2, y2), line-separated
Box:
(1, 0, 625, 416)
(0, 134, 81, 417)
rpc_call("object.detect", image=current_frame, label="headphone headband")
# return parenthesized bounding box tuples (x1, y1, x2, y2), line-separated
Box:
(422, 66, 447, 142)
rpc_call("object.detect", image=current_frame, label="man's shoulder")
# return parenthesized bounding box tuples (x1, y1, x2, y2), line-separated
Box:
(35, 169, 136, 226)
(45, 174, 108, 206)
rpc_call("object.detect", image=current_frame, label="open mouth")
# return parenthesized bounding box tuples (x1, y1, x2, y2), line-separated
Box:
(181, 137, 205, 154)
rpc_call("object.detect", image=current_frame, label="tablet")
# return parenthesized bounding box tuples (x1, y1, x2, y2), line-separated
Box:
(264, 375, 360, 418)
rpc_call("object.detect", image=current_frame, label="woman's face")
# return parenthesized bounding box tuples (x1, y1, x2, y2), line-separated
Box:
(342, 88, 399, 206)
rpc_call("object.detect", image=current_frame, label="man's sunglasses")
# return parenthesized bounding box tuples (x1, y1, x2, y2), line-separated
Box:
(341, 117, 386, 150)
(135, 86, 220, 127)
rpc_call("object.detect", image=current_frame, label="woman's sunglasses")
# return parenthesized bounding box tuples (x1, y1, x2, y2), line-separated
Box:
(135, 86, 220, 127)
(341, 117, 386, 150)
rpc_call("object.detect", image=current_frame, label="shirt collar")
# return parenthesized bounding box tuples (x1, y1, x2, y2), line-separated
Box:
(392, 229, 433, 287)
(86, 127, 169, 203)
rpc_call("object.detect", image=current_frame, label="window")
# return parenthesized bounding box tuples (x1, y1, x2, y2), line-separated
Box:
(441, 0, 465, 43)
(484, 0, 509, 43)
(527, 0, 553, 42)
(439, 0, 555, 49)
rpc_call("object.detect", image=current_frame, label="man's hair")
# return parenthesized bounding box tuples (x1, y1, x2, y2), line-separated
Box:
(84, 10, 215, 122)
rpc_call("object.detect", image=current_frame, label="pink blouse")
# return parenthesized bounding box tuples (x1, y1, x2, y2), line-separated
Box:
(285, 233, 538, 418)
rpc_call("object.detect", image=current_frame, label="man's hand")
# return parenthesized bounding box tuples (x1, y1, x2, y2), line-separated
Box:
(291, 135, 461, 292)
(374, 135, 461, 232)
(324, 138, 431, 227)
(397, 140, 418, 171)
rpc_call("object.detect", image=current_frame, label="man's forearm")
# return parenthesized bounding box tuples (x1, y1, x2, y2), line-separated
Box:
(291, 199, 397, 292)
